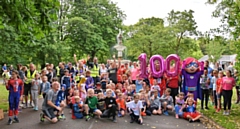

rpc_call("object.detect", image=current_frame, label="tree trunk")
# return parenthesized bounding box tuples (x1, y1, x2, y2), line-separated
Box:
(176, 32, 183, 55)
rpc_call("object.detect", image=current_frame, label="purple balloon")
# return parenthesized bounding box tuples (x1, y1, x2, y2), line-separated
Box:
(165, 54, 180, 77)
(150, 55, 165, 78)
(138, 53, 148, 78)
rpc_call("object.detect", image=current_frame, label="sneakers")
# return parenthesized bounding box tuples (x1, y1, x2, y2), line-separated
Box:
(205, 107, 209, 110)
(34, 107, 38, 111)
(13, 117, 19, 123)
(61, 114, 66, 120)
(113, 117, 117, 123)
(130, 119, 134, 123)
(23, 104, 27, 109)
(223, 111, 227, 115)
(40, 113, 45, 122)
(8, 118, 13, 125)
(85, 115, 90, 121)
(163, 111, 169, 116)
(118, 111, 122, 117)
(226, 111, 230, 115)
(141, 112, 146, 116)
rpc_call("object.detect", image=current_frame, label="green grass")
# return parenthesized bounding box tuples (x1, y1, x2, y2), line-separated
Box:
(199, 89, 240, 129)
(0, 85, 8, 111)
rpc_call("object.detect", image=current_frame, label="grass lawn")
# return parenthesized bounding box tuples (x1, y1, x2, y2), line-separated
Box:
(0, 84, 8, 111)
(199, 88, 240, 129)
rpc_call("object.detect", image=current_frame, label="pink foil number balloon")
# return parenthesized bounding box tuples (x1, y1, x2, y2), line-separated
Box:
(149, 55, 165, 78)
(165, 54, 180, 77)
(138, 53, 148, 78)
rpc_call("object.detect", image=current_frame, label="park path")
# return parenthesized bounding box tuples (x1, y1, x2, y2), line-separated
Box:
(0, 98, 206, 129)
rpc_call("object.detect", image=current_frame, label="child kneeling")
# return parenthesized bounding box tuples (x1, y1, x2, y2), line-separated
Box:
(72, 96, 84, 119)
(126, 94, 143, 125)
(84, 89, 102, 121)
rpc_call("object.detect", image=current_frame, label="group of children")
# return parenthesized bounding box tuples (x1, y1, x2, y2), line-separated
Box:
(64, 71, 202, 124)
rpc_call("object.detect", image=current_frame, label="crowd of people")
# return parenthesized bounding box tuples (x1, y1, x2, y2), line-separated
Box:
(3, 55, 239, 126)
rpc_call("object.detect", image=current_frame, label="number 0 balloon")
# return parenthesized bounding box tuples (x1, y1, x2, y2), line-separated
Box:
(138, 53, 180, 78)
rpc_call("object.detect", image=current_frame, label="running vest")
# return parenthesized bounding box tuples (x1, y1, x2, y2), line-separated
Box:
(25, 70, 37, 84)
(91, 64, 99, 77)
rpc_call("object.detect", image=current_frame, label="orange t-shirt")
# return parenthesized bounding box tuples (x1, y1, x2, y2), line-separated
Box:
(116, 98, 126, 110)
(216, 78, 223, 92)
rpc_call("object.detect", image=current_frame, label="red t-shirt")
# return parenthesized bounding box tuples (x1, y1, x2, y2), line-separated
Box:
(167, 76, 179, 88)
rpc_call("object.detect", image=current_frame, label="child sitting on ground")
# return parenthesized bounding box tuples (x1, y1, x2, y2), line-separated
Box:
(139, 90, 148, 116)
(84, 89, 102, 121)
(151, 79, 161, 97)
(102, 89, 118, 122)
(116, 93, 126, 117)
(72, 96, 84, 119)
(150, 90, 162, 115)
(183, 97, 201, 123)
(160, 88, 173, 116)
(126, 93, 143, 125)
(175, 92, 185, 119)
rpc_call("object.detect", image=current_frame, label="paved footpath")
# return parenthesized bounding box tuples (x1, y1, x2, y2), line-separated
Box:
(0, 98, 206, 129)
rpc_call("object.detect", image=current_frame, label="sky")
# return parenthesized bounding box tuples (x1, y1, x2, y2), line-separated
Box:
(110, 0, 221, 33)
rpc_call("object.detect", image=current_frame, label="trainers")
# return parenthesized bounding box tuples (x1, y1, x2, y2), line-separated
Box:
(58, 115, 63, 120)
(113, 117, 117, 123)
(40, 113, 45, 122)
(118, 111, 122, 117)
(13, 117, 19, 123)
(130, 119, 134, 123)
(163, 111, 169, 116)
(141, 112, 146, 116)
(8, 119, 13, 125)
(85, 115, 90, 121)
(223, 111, 227, 115)
(23, 104, 27, 109)
(61, 114, 66, 120)
(205, 107, 209, 110)
(226, 111, 230, 115)
(34, 107, 38, 111)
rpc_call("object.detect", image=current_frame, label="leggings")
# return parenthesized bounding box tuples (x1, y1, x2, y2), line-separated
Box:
(213, 90, 217, 107)
(222, 90, 233, 110)
(201, 89, 209, 108)
(236, 86, 240, 102)
(31, 90, 39, 108)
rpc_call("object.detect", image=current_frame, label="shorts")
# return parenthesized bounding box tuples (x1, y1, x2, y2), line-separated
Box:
(43, 108, 56, 119)
(89, 108, 98, 113)
(209, 88, 213, 96)
(183, 112, 201, 119)
(150, 107, 159, 112)
(24, 83, 31, 96)
(216, 93, 222, 99)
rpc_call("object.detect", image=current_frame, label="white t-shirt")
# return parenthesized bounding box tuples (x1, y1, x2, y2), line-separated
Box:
(126, 100, 143, 116)
(211, 76, 217, 91)
(100, 68, 108, 74)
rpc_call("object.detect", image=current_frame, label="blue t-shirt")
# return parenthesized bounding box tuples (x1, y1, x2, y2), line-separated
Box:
(136, 80, 143, 93)
(208, 75, 213, 89)
(2, 66, 7, 71)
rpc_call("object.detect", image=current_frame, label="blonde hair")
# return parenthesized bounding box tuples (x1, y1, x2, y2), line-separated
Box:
(133, 93, 140, 99)
(87, 88, 94, 93)
(106, 89, 112, 93)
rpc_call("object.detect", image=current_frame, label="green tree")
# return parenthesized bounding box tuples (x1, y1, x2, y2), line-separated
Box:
(66, 0, 126, 62)
(166, 10, 198, 55)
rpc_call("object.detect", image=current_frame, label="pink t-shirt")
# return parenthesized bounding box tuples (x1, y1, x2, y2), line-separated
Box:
(221, 77, 235, 90)
(131, 68, 139, 80)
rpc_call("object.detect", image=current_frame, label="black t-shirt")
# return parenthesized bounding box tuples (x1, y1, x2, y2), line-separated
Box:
(104, 97, 117, 109)
(108, 68, 118, 83)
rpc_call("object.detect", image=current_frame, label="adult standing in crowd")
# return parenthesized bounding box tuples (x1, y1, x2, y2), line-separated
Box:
(17, 64, 25, 82)
(205, 60, 213, 75)
(90, 57, 100, 86)
(108, 57, 120, 84)
(131, 62, 139, 84)
(59, 62, 66, 83)
(24, 63, 37, 108)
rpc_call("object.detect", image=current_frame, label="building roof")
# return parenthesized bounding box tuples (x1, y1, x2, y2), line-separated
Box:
(198, 54, 237, 62)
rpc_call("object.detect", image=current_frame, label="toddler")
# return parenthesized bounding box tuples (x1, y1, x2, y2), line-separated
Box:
(174, 92, 185, 118)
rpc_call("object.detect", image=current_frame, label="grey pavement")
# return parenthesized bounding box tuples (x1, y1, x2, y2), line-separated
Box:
(0, 98, 206, 129)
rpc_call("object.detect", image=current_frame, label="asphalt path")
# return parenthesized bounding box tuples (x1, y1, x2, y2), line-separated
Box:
(0, 98, 206, 129)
